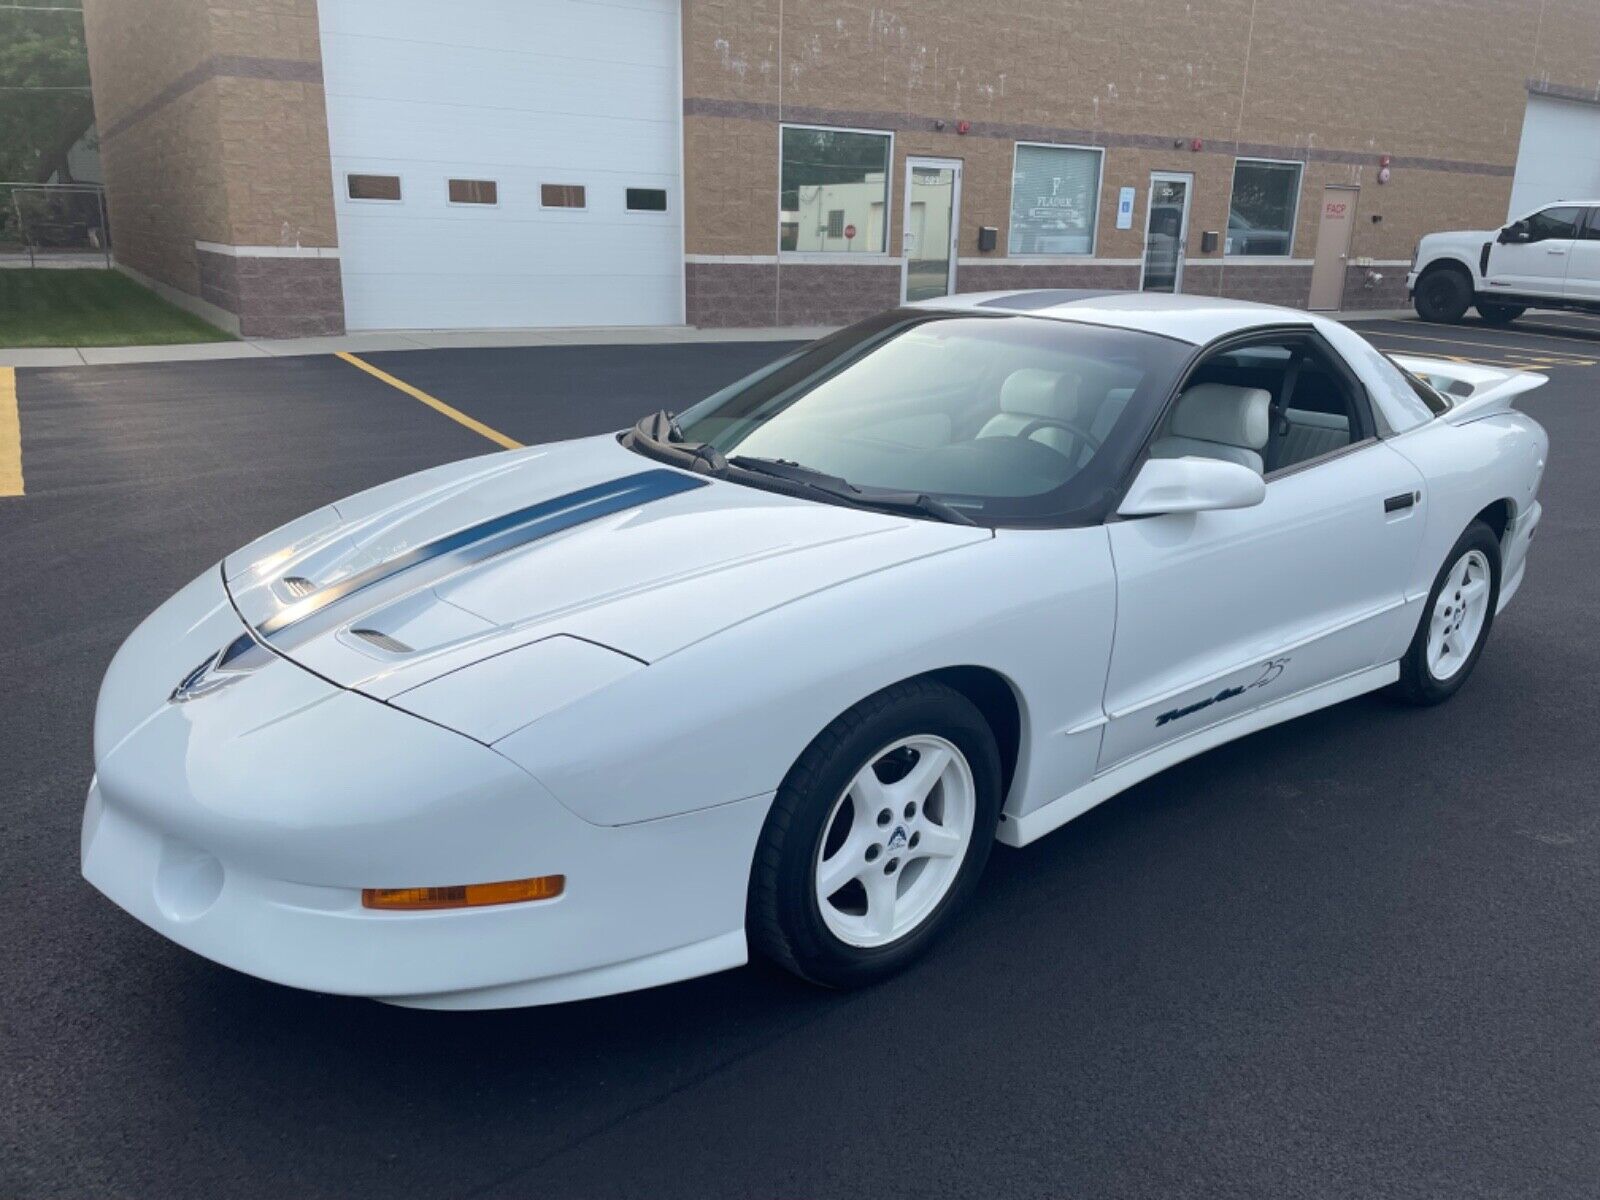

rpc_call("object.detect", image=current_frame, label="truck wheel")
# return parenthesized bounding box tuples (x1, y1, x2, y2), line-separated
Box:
(1414, 267, 1472, 323)
(1476, 302, 1525, 326)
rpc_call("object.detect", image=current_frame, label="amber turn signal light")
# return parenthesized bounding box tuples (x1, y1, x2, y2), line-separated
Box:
(362, 874, 565, 911)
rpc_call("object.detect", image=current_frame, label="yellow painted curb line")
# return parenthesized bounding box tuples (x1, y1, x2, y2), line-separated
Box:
(334, 352, 523, 450)
(0, 367, 23, 497)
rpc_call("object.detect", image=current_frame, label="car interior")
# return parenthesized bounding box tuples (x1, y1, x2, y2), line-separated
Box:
(1150, 341, 1367, 476)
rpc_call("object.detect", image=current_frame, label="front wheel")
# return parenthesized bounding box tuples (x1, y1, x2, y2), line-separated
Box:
(1392, 520, 1501, 705)
(1476, 301, 1525, 326)
(748, 680, 1001, 989)
(1413, 268, 1472, 323)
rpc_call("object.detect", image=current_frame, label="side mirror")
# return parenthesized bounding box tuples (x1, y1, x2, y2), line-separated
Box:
(1117, 456, 1266, 518)
(1498, 221, 1530, 244)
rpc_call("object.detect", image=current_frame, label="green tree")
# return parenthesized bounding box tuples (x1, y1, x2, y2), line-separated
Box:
(0, 8, 95, 184)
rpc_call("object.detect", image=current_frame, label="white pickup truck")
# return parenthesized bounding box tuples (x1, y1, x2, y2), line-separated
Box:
(1408, 200, 1600, 324)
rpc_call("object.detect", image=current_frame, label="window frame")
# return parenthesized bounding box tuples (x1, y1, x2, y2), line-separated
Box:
(446, 178, 499, 208)
(1522, 204, 1584, 242)
(345, 172, 403, 203)
(539, 183, 588, 212)
(1005, 141, 1107, 259)
(776, 122, 896, 259)
(624, 186, 671, 215)
(1224, 157, 1306, 259)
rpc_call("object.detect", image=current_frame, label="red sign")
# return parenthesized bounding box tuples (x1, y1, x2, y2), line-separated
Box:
(844, 223, 857, 240)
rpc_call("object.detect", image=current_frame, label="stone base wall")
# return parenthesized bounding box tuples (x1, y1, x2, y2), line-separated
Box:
(686, 261, 901, 327)
(197, 249, 345, 337)
(1338, 264, 1411, 310)
(1182, 263, 1314, 307)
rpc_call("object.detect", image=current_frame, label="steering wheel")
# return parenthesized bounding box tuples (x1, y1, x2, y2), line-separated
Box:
(1011, 416, 1103, 464)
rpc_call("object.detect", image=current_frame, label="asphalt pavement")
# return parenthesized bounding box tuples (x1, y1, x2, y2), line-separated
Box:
(1, 316, 1597, 1198)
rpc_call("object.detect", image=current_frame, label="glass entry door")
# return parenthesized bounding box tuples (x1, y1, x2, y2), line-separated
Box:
(901, 158, 962, 302)
(1141, 173, 1193, 293)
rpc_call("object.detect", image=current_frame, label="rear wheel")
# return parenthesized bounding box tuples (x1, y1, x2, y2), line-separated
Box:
(1413, 267, 1472, 323)
(1476, 301, 1525, 326)
(748, 680, 1001, 989)
(1392, 520, 1501, 705)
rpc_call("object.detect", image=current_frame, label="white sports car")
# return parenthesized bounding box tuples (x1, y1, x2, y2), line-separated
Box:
(83, 292, 1548, 1009)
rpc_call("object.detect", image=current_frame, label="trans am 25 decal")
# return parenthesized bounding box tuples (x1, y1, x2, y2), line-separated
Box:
(1155, 658, 1290, 728)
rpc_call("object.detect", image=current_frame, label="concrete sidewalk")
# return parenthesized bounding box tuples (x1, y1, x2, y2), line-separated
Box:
(0, 323, 838, 368)
(1, 308, 1423, 369)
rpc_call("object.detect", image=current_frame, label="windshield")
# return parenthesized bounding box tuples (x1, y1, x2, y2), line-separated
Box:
(664, 310, 1190, 526)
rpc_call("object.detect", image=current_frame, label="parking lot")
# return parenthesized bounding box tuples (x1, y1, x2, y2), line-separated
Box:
(2, 313, 1597, 1197)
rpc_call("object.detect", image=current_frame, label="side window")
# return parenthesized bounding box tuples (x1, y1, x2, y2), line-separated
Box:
(1525, 206, 1582, 241)
(1583, 208, 1600, 241)
(1163, 339, 1368, 477)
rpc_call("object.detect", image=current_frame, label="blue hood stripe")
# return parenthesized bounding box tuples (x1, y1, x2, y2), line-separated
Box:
(255, 468, 706, 640)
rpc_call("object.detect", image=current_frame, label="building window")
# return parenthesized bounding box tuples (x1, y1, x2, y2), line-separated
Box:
(1008, 144, 1103, 256)
(779, 125, 892, 253)
(347, 174, 401, 201)
(541, 184, 586, 209)
(1226, 160, 1303, 256)
(448, 179, 497, 205)
(626, 187, 668, 212)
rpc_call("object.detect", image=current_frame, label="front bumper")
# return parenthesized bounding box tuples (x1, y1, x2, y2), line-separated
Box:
(83, 564, 770, 1009)
(83, 775, 767, 1009)
(1404, 269, 1420, 297)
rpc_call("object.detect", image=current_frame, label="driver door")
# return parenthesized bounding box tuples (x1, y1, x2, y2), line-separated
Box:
(1097, 335, 1427, 772)
(1487, 205, 1583, 297)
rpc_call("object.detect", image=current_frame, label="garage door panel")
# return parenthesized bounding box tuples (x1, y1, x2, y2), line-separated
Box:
(334, 216, 681, 276)
(327, 101, 679, 174)
(319, 0, 683, 330)
(321, 35, 676, 125)
(320, 0, 676, 63)
(1509, 95, 1600, 217)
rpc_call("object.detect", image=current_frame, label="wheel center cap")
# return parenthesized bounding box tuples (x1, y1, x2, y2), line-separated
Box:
(886, 825, 908, 851)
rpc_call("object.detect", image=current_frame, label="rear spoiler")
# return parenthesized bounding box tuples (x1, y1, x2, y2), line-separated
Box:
(1390, 354, 1547, 425)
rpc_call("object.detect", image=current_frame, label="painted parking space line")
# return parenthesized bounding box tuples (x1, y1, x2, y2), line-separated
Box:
(1358, 327, 1597, 362)
(0, 367, 23, 497)
(1381, 320, 1600, 352)
(334, 351, 524, 450)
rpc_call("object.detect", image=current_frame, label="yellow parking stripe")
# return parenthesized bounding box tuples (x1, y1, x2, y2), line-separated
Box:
(0, 367, 23, 497)
(335, 352, 523, 450)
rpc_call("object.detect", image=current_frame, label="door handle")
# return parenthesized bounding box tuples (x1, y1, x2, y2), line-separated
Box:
(1384, 491, 1418, 513)
(1547, 247, 1567, 255)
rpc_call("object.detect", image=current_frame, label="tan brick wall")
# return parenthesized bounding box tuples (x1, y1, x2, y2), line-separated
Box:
(682, 0, 1600, 311)
(84, 0, 339, 328)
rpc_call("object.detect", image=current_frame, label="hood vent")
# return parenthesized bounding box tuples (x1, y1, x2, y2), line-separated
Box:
(351, 628, 412, 655)
(281, 575, 316, 598)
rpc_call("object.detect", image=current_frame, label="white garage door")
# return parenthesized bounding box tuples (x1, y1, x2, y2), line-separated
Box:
(318, 0, 682, 330)
(1508, 94, 1600, 219)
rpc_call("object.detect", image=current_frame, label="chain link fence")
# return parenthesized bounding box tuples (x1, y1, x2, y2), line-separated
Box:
(0, 182, 111, 267)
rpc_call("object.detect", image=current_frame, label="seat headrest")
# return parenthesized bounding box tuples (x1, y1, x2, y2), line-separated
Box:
(1169, 383, 1271, 450)
(1000, 368, 1081, 420)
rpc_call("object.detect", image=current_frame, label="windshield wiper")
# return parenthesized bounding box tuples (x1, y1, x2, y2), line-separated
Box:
(730, 455, 978, 527)
(630, 410, 728, 472)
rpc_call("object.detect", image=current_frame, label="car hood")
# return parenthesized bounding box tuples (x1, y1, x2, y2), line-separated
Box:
(224, 435, 989, 698)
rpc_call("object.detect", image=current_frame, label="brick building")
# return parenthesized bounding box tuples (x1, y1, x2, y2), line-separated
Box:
(82, 0, 1600, 337)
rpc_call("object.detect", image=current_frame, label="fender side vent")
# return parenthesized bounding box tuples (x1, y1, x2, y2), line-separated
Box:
(351, 628, 412, 654)
(282, 575, 316, 598)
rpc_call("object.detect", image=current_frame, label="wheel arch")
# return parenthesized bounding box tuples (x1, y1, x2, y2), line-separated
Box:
(1473, 497, 1516, 549)
(1418, 256, 1475, 285)
(919, 665, 1025, 804)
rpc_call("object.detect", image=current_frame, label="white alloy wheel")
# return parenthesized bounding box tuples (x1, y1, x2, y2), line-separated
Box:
(813, 734, 976, 948)
(1427, 548, 1492, 681)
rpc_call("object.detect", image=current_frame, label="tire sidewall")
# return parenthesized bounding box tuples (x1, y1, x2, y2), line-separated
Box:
(1415, 268, 1472, 323)
(769, 687, 1001, 987)
(1405, 522, 1502, 703)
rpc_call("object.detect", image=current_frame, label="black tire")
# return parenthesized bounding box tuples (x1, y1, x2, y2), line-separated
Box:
(1392, 520, 1501, 706)
(1476, 302, 1525, 326)
(748, 679, 1001, 989)
(1413, 266, 1473, 323)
